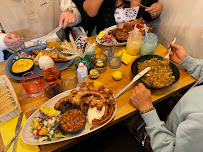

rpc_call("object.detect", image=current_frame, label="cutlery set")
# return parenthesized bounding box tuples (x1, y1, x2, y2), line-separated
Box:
(1, 109, 34, 152)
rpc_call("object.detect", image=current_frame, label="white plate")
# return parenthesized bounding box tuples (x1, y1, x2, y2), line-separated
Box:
(96, 25, 127, 47)
(20, 89, 117, 145)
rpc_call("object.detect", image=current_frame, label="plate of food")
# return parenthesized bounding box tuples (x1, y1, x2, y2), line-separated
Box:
(131, 55, 180, 88)
(21, 81, 117, 145)
(5, 43, 74, 80)
(96, 18, 152, 47)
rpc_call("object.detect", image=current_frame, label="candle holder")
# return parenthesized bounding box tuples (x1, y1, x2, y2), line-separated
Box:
(92, 53, 107, 74)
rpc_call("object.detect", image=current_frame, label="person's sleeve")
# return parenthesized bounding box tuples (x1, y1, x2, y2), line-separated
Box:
(142, 109, 201, 152)
(0, 32, 8, 52)
(142, 110, 176, 152)
(60, 0, 82, 27)
(179, 55, 203, 80)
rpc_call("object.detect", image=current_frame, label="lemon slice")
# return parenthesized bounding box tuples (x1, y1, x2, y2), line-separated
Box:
(39, 106, 61, 116)
(98, 30, 107, 39)
(46, 42, 61, 49)
(112, 71, 123, 81)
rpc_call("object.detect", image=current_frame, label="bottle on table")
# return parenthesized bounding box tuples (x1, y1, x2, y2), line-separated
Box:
(77, 62, 88, 83)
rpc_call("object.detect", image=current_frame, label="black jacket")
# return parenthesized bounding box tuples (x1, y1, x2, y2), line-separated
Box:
(73, 0, 158, 36)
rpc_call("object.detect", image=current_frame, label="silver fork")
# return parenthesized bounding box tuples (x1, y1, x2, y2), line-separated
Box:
(165, 37, 176, 59)
(1, 109, 35, 152)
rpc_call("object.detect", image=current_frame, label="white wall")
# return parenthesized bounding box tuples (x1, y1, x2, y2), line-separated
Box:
(150, 0, 203, 58)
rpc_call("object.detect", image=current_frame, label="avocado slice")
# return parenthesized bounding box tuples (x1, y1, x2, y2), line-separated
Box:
(39, 107, 61, 116)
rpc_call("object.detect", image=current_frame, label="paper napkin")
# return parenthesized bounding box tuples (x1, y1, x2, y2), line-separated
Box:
(121, 49, 138, 65)
(0, 114, 40, 152)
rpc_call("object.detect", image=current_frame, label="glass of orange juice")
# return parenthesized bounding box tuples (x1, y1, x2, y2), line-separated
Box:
(126, 30, 142, 56)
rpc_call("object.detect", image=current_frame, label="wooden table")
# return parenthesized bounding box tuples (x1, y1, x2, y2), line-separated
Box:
(0, 36, 196, 152)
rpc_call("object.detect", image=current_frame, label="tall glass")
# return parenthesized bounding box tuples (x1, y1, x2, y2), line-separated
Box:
(21, 71, 44, 97)
(140, 33, 158, 56)
(126, 30, 142, 56)
(42, 64, 62, 98)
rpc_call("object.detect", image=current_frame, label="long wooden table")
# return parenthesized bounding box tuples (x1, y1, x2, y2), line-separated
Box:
(0, 36, 196, 152)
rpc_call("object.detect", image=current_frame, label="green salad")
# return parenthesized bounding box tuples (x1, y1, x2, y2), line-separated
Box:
(30, 107, 69, 142)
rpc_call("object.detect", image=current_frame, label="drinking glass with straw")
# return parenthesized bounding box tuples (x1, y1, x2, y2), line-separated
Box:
(126, 24, 142, 56)
(144, 24, 148, 38)
(140, 24, 158, 56)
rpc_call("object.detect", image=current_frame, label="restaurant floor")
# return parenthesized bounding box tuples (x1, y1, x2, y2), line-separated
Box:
(62, 93, 183, 152)
(62, 120, 145, 152)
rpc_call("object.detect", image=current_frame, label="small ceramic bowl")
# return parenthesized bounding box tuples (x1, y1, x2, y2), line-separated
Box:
(59, 109, 86, 134)
(11, 58, 34, 76)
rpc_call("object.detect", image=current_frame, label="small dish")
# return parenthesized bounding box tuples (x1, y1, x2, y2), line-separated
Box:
(59, 109, 86, 133)
(11, 58, 34, 76)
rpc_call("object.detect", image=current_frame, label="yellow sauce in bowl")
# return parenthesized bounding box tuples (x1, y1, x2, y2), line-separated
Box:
(12, 59, 33, 73)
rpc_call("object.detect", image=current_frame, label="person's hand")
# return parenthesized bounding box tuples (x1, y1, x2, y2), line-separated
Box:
(4, 34, 24, 50)
(59, 9, 76, 29)
(130, 83, 153, 112)
(145, 2, 163, 19)
(166, 43, 188, 64)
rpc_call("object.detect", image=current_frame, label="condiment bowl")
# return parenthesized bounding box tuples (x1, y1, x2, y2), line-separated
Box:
(59, 109, 86, 134)
(11, 58, 34, 76)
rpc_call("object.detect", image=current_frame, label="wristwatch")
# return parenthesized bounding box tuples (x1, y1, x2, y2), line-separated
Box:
(66, 7, 74, 13)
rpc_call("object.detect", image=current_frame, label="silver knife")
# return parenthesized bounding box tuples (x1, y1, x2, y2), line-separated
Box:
(12, 112, 24, 152)
(2, 110, 35, 152)
(114, 67, 151, 99)
(133, 1, 148, 9)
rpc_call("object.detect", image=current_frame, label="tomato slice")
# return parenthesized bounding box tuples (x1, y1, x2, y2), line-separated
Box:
(36, 129, 41, 136)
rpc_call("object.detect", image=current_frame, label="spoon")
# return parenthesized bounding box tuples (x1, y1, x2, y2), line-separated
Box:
(165, 37, 176, 59)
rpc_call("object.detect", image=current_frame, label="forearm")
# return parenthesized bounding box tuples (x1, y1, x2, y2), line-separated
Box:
(142, 110, 176, 152)
(83, 0, 103, 17)
(180, 55, 203, 80)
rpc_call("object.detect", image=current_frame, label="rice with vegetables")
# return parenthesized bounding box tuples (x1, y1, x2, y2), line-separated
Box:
(138, 58, 175, 88)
